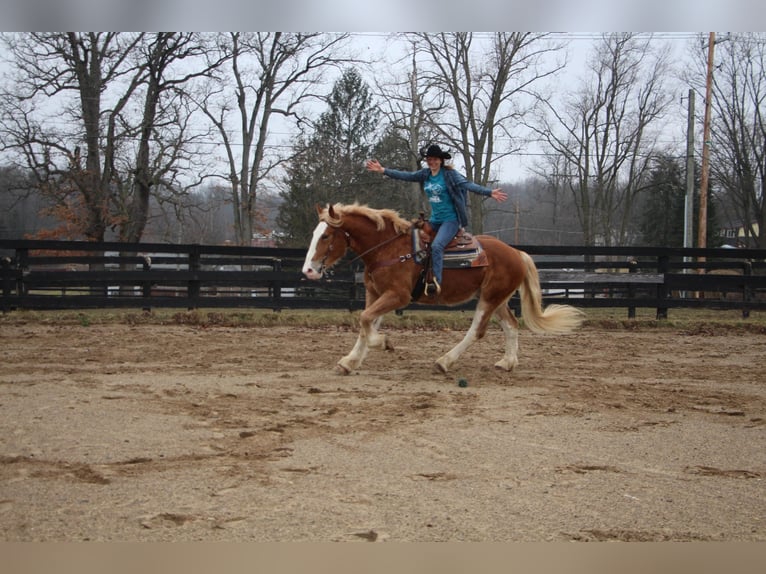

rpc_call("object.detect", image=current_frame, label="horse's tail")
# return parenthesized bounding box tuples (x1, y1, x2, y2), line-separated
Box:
(518, 250, 584, 334)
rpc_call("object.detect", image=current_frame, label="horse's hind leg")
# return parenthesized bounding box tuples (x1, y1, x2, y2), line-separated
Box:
(434, 300, 496, 373)
(365, 314, 393, 350)
(493, 303, 520, 371)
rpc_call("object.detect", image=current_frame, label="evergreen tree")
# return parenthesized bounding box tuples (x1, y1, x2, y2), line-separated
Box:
(366, 126, 424, 216)
(639, 154, 721, 247)
(277, 68, 380, 246)
(639, 155, 687, 247)
(276, 135, 329, 247)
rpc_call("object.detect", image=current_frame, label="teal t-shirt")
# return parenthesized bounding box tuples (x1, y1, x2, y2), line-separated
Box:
(424, 170, 457, 223)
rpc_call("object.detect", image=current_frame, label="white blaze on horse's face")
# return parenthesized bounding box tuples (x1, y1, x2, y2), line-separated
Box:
(302, 221, 329, 280)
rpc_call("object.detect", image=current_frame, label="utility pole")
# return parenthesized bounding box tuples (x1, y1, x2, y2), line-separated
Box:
(697, 32, 715, 254)
(683, 88, 695, 299)
(684, 89, 695, 251)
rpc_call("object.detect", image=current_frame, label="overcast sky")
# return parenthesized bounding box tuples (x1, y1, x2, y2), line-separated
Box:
(1, 0, 761, 35)
(0, 31, 726, 185)
(1, 1, 760, 185)
(351, 32, 699, 183)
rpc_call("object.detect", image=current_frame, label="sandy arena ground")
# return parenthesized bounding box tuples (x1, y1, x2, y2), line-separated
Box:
(1, 314, 764, 541)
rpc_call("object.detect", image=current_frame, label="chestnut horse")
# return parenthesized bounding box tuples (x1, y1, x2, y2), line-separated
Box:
(302, 203, 583, 375)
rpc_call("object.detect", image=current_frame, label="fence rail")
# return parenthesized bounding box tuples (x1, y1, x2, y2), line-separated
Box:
(2, 239, 766, 318)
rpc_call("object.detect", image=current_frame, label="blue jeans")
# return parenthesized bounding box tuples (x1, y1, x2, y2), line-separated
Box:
(430, 220, 460, 285)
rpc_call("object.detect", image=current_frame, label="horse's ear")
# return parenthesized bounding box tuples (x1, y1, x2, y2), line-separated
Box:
(315, 203, 325, 216)
(327, 204, 338, 219)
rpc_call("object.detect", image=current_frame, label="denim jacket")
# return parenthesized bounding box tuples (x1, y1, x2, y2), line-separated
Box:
(382, 167, 492, 228)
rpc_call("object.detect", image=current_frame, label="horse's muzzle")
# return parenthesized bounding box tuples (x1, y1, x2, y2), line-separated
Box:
(302, 265, 323, 280)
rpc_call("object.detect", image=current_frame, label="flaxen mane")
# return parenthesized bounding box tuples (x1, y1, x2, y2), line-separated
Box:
(320, 202, 411, 235)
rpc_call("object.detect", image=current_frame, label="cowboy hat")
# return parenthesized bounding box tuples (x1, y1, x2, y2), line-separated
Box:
(420, 144, 451, 160)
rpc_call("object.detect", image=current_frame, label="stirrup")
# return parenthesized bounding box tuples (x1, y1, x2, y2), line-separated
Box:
(424, 279, 441, 296)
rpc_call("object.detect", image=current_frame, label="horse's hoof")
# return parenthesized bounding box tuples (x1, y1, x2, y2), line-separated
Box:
(432, 361, 449, 374)
(494, 359, 518, 372)
(335, 363, 351, 376)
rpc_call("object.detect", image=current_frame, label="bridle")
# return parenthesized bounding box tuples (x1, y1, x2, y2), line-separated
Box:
(317, 227, 351, 276)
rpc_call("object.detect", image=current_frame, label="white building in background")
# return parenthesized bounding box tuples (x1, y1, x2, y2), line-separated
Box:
(719, 221, 760, 248)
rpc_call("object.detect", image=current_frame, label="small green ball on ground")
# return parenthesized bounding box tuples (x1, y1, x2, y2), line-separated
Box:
(457, 378, 468, 388)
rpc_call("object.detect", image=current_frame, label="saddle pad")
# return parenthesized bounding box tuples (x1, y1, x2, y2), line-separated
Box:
(443, 244, 488, 268)
(412, 228, 488, 268)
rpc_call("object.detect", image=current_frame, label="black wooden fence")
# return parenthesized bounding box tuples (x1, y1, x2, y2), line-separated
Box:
(2, 239, 766, 318)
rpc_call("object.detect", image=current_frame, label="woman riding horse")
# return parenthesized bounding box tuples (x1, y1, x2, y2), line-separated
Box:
(302, 203, 583, 375)
(366, 144, 508, 295)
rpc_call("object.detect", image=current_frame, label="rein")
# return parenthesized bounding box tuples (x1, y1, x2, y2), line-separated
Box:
(347, 229, 415, 273)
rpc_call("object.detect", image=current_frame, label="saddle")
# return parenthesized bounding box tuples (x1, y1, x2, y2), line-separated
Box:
(411, 215, 488, 269)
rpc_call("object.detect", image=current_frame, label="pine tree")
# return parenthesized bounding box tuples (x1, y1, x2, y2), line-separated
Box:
(639, 155, 687, 247)
(365, 126, 424, 216)
(639, 154, 721, 247)
(277, 68, 381, 246)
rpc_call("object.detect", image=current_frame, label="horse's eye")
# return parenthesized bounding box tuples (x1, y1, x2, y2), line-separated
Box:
(321, 234, 329, 240)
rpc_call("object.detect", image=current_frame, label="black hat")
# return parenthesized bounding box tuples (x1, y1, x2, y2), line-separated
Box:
(421, 144, 451, 160)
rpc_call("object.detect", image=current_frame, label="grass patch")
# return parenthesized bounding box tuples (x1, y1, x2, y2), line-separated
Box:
(1, 306, 765, 332)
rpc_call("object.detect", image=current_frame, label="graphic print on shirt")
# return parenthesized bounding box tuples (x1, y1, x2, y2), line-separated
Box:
(424, 176, 444, 202)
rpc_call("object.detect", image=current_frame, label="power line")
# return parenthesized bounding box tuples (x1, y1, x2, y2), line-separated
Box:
(349, 32, 704, 42)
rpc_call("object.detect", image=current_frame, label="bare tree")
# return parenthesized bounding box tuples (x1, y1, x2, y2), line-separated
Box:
(408, 32, 565, 233)
(372, 36, 442, 212)
(688, 33, 766, 248)
(118, 33, 224, 243)
(527, 153, 583, 242)
(0, 32, 219, 242)
(529, 33, 673, 246)
(143, 183, 235, 245)
(1, 33, 140, 240)
(195, 32, 351, 246)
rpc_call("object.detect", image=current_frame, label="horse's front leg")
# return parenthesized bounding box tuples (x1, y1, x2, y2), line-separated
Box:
(335, 315, 385, 375)
(336, 289, 407, 375)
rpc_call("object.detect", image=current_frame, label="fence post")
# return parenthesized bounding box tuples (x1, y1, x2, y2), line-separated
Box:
(656, 254, 669, 320)
(627, 258, 637, 319)
(188, 246, 201, 310)
(141, 255, 152, 312)
(742, 260, 752, 319)
(1, 256, 12, 313)
(16, 247, 28, 308)
(272, 258, 282, 312)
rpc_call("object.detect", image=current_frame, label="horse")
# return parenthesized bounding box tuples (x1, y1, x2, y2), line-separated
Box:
(302, 202, 584, 375)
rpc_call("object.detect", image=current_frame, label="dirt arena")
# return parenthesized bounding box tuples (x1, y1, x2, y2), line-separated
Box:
(1, 311, 765, 541)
